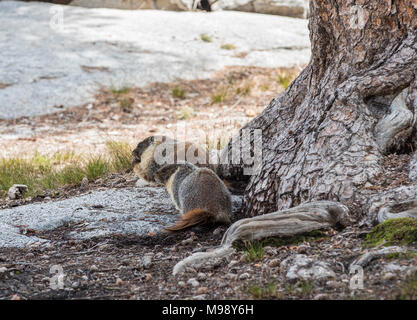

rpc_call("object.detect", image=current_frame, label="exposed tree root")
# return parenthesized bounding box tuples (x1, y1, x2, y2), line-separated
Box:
(350, 246, 406, 269)
(361, 185, 417, 226)
(173, 201, 349, 275)
(375, 88, 413, 154)
(377, 199, 417, 224)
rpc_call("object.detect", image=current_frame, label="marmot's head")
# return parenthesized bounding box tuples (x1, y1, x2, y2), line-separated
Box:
(132, 136, 155, 165)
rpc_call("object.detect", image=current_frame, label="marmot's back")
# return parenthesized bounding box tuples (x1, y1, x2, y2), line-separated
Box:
(179, 169, 232, 224)
(155, 163, 232, 231)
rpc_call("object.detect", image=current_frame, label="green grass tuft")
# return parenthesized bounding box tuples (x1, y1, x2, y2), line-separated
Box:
(84, 157, 110, 181)
(110, 86, 131, 96)
(55, 164, 86, 186)
(221, 44, 236, 50)
(243, 241, 264, 262)
(364, 218, 417, 247)
(200, 34, 212, 42)
(172, 87, 187, 99)
(106, 141, 133, 172)
(285, 280, 314, 296)
(276, 72, 294, 89)
(236, 86, 251, 96)
(0, 141, 133, 199)
(211, 90, 228, 104)
(248, 282, 280, 299)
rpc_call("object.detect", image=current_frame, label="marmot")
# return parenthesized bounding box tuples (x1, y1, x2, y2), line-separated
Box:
(154, 162, 232, 232)
(132, 135, 213, 184)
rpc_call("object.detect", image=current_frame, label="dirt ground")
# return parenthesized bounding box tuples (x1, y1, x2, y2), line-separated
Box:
(1, 223, 417, 300)
(1, 65, 417, 300)
(0, 66, 301, 158)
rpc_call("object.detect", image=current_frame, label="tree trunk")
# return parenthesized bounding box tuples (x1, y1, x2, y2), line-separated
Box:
(222, 0, 417, 222)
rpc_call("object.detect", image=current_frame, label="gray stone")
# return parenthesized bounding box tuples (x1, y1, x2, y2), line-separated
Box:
(239, 272, 250, 280)
(141, 255, 154, 269)
(383, 263, 407, 273)
(267, 258, 280, 268)
(212, 0, 309, 18)
(0, 186, 178, 247)
(197, 272, 207, 281)
(281, 254, 336, 281)
(81, 177, 89, 188)
(187, 278, 200, 287)
(7, 184, 28, 200)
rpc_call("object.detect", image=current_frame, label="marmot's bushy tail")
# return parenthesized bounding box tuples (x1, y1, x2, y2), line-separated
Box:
(165, 209, 212, 232)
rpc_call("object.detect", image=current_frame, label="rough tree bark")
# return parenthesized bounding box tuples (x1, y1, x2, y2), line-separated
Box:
(221, 0, 417, 222)
(173, 0, 417, 275)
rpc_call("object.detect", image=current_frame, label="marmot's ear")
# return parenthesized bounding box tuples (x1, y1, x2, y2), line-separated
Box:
(155, 164, 180, 183)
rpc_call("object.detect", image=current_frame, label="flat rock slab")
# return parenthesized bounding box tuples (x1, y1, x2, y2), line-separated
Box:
(0, 186, 243, 248)
(0, 1, 310, 119)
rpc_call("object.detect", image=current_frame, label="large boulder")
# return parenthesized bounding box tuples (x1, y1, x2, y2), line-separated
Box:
(70, 0, 193, 10)
(22, 0, 309, 18)
(212, 0, 309, 18)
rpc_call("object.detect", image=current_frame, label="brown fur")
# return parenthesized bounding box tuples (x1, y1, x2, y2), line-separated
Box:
(155, 162, 232, 233)
(132, 135, 213, 183)
(164, 209, 212, 232)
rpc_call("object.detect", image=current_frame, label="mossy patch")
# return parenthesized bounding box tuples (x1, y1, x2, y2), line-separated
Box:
(262, 230, 327, 248)
(364, 218, 417, 247)
(385, 251, 417, 260)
